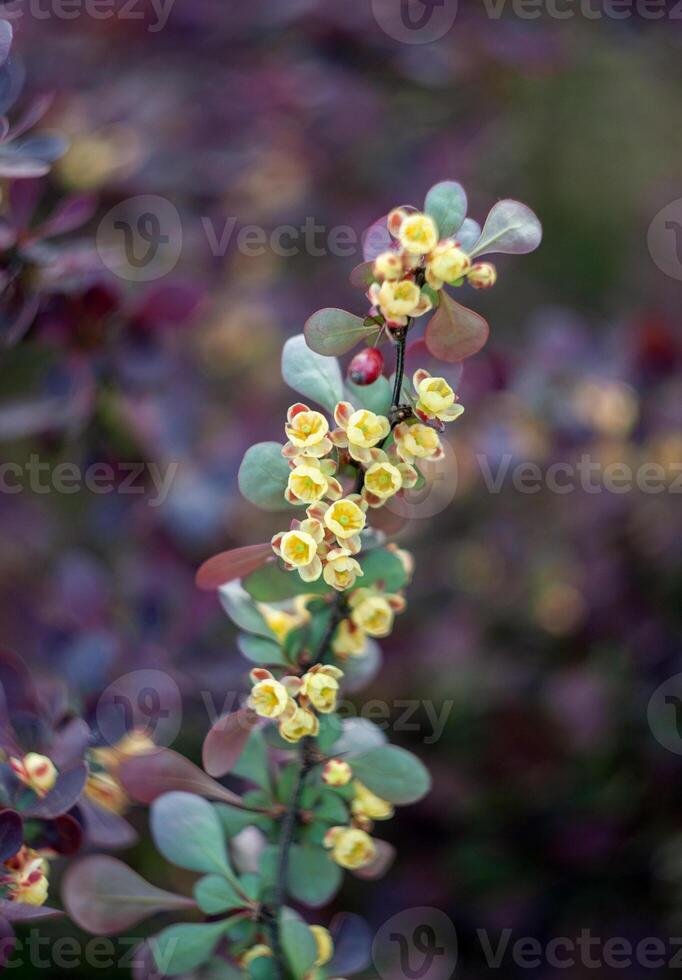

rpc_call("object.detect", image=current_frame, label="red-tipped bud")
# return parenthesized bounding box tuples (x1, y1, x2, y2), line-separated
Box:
(348, 347, 384, 386)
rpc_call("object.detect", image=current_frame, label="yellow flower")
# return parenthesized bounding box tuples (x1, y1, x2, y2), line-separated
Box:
(279, 704, 320, 743)
(248, 670, 289, 719)
(241, 945, 273, 968)
(393, 422, 443, 464)
(324, 827, 376, 870)
(283, 403, 332, 458)
(286, 458, 329, 504)
(301, 665, 344, 714)
(323, 549, 363, 592)
(9, 753, 58, 797)
(332, 619, 367, 658)
(467, 261, 497, 289)
(91, 729, 155, 771)
(373, 250, 403, 281)
(322, 759, 353, 787)
(425, 240, 471, 289)
(324, 498, 366, 542)
(352, 781, 394, 821)
(4, 848, 50, 906)
(413, 369, 464, 423)
(311, 926, 334, 967)
(398, 213, 439, 255)
(363, 460, 402, 500)
(258, 598, 310, 644)
(84, 771, 129, 815)
(332, 403, 391, 464)
(272, 519, 325, 582)
(368, 280, 432, 326)
(349, 591, 395, 638)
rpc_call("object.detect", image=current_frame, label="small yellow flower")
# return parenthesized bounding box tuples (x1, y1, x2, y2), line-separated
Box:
(364, 460, 402, 500)
(258, 598, 310, 644)
(286, 459, 329, 504)
(279, 703, 320, 743)
(324, 826, 376, 870)
(373, 251, 403, 281)
(272, 519, 325, 582)
(283, 403, 332, 458)
(248, 670, 289, 719)
(467, 261, 497, 289)
(413, 370, 464, 423)
(91, 729, 156, 771)
(425, 240, 471, 289)
(393, 422, 443, 464)
(352, 781, 394, 821)
(323, 549, 363, 592)
(10, 753, 58, 797)
(84, 772, 129, 815)
(368, 280, 432, 326)
(322, 759, 353, 787)
(4, 848, 50, 906)
(311, 926, 334, 967)
(324, 498, 366, 542)
(332, 618, 367, 658)
(331, 403, 391, 465)
(349, 592, 395, 638)
(301, 665, 344, 714)
(398, 213, 439, 255)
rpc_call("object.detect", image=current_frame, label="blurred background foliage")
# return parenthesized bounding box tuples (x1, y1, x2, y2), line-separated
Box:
(1, 3, 681, 977)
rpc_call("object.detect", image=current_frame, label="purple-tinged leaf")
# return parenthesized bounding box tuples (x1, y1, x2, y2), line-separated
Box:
(404, 339, 463, 392)
(0, 21, 12, 68)
(62, 856, 194, 935)
(304, 308, 375, 357)
(362, 215, 392, 261)
(118, 749, 245, 806)
(455, 217, 482, 252)
(22, 763, 88, 819)
(195, 543, 273, 591)
(77, 799, 137, 850)
(351, 839, 395, 880)
(203, 708, 259, 778)
(0, 648, 38, 712)
(470, 199, 542, 258)
(6, 93, 53, 142)
(424, 181, 467, 239)
(49, 719, 92, 770)
(349, 260, 375, 289)
(36, 195, 97, 240)
(424, 291, 489, 362)
(34, 814, 83, 856)
(0, 810, 23, 862)
(0, 900, 62, 923)
(0, 688, 21, 758)
(328, 913, 372, 975)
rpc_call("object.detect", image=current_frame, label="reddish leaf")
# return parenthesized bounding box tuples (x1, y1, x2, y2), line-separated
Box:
(0, 900, 62, 923)
(49, 718, 92, 770)
(77, 800, 137, 850)
(62, 856, 194, 935)
(196, 543, 273, 591)
(424, 291, 489, 362)
(0, 810, 23, 862)
(22, 763, 88, 820)
(118, 749, 245, 806)
(404, 339, 463, 391)
(35, 814, 83, 856)
(349, 261, 375, 289)
(202, 708, 259, 778)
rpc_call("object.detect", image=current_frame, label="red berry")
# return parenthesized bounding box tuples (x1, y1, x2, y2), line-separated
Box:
(348, 347, 384, 386)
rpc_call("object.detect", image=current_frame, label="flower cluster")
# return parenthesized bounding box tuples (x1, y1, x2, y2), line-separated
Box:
(248, 664, 343, 742)
(368, 207, 496, 329)
(321, 770, 395, 870)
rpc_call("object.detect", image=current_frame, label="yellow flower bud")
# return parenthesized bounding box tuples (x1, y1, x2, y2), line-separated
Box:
(84, 772, 129, 814)
(241, 945, 273, 968)
(311, 925, 334, 967)
(467, 261, 497, 289)
(352, 780, 394, 821)
(10, 753, 58, 797)
(301, 665, 343, 714)
(322, 759, 353, 787)
(332, 619, 367, 658)
(373, 250, 403, 281)
(413, 370, 464, 423)
(426, 240, 471, 289)
(324, 826, 376, 870)
(398, 213, 439, 255)
(349, 592, 394, 638)
(4, 848, 50, 906)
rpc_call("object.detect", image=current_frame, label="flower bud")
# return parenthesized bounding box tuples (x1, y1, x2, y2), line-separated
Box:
(10, 753, 58, 797)
(322, 759, 353, 787)
(348, 347, 384, 386)
(467, 262, 497, 289)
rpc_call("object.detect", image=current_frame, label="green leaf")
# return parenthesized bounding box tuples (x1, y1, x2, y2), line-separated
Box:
(218, 582, 274, 638)
(424, 290, 489, 363)
(332, 718, 388, 757)
(280, 908, 318, 979)
(282, 334, 343, 413)
(243, 562, 332, 602)
(359, 548, 408, 592)
(153, 921, 232, 977)
(216, 799, 272, 836)
(346, 375, 392, 415)
(314, 790, 349, 825)
(424, 181, 467, 239)
(316, 713, 343, 753)
(237, 633, 288, 666)
(469, 199, 542, 257)
(194, 874, 244, 915)
(288, 844, 343, 907)
(248, 953, 276, 980)
(150, 792, 233, 878)
(305, 308, 375, 356)
(341, 638, 382, 692)
(238, 442, 294, 512)
(349, 745, 431, 804)
(231, 730, 272, 790)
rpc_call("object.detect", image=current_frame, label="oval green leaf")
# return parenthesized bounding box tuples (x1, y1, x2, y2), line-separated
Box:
(238, 442, 294, 511)
(469, 199, 542, 258)
(281, 908, 318, 979)
(348, 745, 431, 804)
(153, 921, 231, 977)
(282, 334, 343, 413)
(288, 844, 343, 908)
(150, 792, 233, 876)
(424, 181, 467, 239)
(305, 308, 375, 356)
(194, 874, 244, 915)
